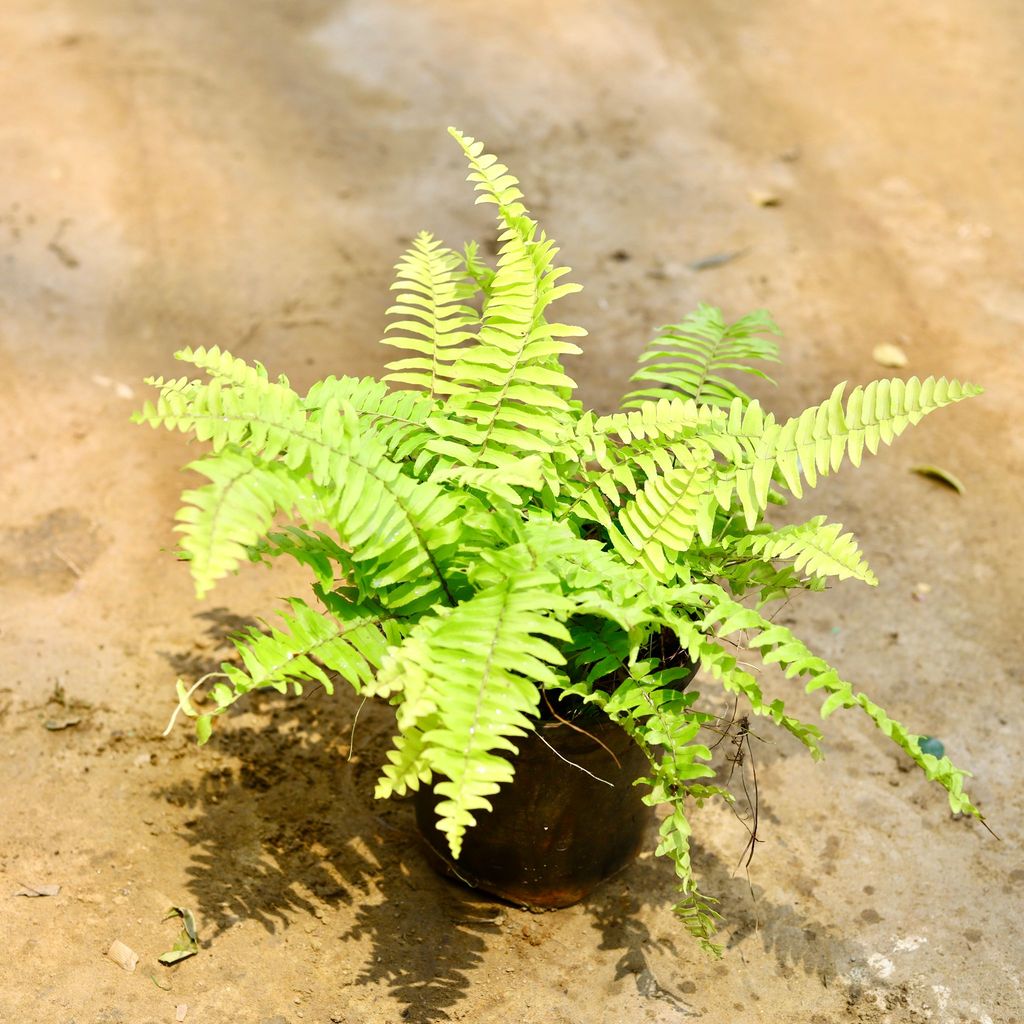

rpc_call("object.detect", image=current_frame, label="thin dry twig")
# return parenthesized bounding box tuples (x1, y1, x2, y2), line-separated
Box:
(161, 672, 230, 737)
(540, 687, 622, 769)
(52, 547, 83, 577)
(347, 697, 368, 761)
(533, 729, 613, 787)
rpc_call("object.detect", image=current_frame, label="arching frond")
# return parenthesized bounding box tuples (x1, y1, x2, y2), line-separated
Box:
(137, 353, 466, 611)
(305, 375, 436, 462)
(461, 239, 495, 294)
(607, 444, 717, 577)
(171, 344, 273, 387)
(624, 305, 780, 409)
(729, 515, 877, 585)
(371, 572, 572, 858)
(565, 400, 746, 528)
(699, 584, 979, 816)
(176, 450, 309, 598)
(432, 130, 585, 480)
(184, 594, 392, 744)
(710, 376, 983, 526)
(247, 526, 354, 587)
(557, 671, 722, 952)
(663, 607, 825, 755)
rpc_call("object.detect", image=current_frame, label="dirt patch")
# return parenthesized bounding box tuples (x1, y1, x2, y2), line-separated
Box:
(0, 508, 107, 593)
(2, 1, 1022, 1022)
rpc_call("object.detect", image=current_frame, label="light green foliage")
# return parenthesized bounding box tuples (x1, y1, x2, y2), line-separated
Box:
(728, 515, 878, 586)
(624, 305, 780, 409)
(370, 571, 572, 858)
(381, 232, 478, 397)
(136, 127, 985, 951)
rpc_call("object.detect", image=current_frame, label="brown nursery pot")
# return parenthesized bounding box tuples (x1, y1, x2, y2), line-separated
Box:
(415, 715, 650, 909)
(415, 652, 699, 910)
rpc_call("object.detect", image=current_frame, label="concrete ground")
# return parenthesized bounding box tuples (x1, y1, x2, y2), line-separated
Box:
(1, 2, 1022, 1022)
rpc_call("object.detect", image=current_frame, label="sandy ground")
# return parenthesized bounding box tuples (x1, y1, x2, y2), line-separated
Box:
(2, 2, 1023, 1022)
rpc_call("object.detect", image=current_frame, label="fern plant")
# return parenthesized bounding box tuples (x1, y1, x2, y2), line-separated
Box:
(136, 128, 984, 954)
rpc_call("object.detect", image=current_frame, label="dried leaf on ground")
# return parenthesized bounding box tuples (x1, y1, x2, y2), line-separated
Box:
(159, 906, 199, 965)
(688, 249, 746, 271)
(14, 883, 61, 897)
(44, 716, 81, 731)
(911, 464, 965, 494)
(749, 187, 781, 207)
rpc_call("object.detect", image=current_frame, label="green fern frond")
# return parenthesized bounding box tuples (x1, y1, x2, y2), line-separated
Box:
(852, 691, 979, 816)
(189, 595, 390, 744)
(448, 128, 531, 235)
(248, 526, 354, 587)
(483, 515, 661, 636)
(370, 614, 448, 799)
(375, 716, 437, 798)
(752, 623, 980, 814)
(686, 636, 825, 756)
(624, 305, 780, 409)
(561, 620, 634, 687)
(144, 352, 438, 468)
(723, 376, 983, 526)
(566, 397, 755, 526)
(589, 397, 731, 447)
(169, 344, 273, 387)
(564, 401, 739, 528)
(380, 231, 479, 398)
(711, 554, 827, 605)
(375, 572, 572, 858)
(558, 672, 722, 951)
(700, 584, 981, 816)
(607, 444, 717, 577)
(227, 594, 387, 696)
(435, 130, 585, 476)
(176, 450, 308, 598)
(325, 454, 464, 611)
(305, 375, 436, 462)
(462, 239, 495, 294)
(135, 352, 310, 458)
(429, 456, 545, 505)
(654, 806, 723, 956)
(729, 515, 877, 585)
(138, 356, 467, 611)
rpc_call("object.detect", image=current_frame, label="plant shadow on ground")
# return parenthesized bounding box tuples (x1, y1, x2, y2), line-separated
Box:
(157, 606, 263, 683)
(582, 834, 869, 1006)
(157, 613, 867, 1021)
(156, 620, 502, 1022)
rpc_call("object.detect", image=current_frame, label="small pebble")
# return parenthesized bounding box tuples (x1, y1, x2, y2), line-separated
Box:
(749, 187, 782, 207)
(872, 342, 908, 368)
